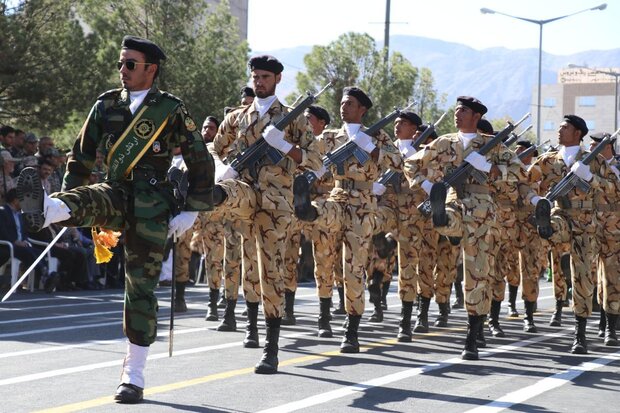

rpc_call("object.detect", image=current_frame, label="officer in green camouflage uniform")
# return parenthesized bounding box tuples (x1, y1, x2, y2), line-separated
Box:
(16, 36, 214, 404)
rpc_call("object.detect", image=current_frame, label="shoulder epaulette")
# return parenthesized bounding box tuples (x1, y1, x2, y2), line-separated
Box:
(96, 88, 123, 100)
(160, 91, 182, 103)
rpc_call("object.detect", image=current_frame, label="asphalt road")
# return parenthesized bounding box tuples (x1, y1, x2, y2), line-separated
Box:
(1, 279, 619, 413)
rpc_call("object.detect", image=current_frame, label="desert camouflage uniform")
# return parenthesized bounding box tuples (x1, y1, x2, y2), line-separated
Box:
(190, 211, 225, 289)
(405, 133, 523, 316)
(55, 86, 214, 346)
(213, 99, 320, 318)
(310, 126, 402, 315)
(527, 148, 612, 318)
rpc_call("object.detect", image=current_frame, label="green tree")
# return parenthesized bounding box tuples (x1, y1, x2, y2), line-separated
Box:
(291, 32, 418, 130)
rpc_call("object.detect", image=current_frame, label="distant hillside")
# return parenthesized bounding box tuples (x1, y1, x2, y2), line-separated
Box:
(256, 34, 620, 121)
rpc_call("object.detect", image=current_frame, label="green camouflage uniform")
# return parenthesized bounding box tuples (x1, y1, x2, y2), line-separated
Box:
(54, 86, 214, 346)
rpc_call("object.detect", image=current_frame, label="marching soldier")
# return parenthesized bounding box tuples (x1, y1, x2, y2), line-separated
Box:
(212, 55, 321, 373)
(405, 96, 524, 360)
(16, 36, 215, 403)
(529, 115, 613, 353)
(294, 86, 402, 353)
(589, 132, 619, 346)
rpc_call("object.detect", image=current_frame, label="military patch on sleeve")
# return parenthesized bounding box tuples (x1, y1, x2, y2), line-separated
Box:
(501, 151, 514, 162)
(184, 115, 197, 132)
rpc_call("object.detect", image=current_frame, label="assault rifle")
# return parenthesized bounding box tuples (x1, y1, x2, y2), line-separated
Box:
(543, 128, 619, 203)
(377, 112, 449, 193)
(301, 101, 416, 185)
(417, 112, 531, 216)
(228, 82, 332, 180)
(504, 124, 533, 147)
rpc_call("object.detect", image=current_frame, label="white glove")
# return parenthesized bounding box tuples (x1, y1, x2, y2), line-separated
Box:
(465, 152, 492, 173)
(168, 211, 199, 239)
(372, 182, 386, 196)
(263, 125, 293, 154)
(421, 180, 433, 195)
(531, 195, 541, 206)
(215, 164, 238, 183)
(570, 161, 593, 182)
(398, 139, 416, 158)
(351, 131, 376, 153)
(313, 165, 328, 179)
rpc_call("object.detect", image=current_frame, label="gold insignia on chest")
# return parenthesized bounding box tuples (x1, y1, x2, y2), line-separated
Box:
(134, 119, 155, 139)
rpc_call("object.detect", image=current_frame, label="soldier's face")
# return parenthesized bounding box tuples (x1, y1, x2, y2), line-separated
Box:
(241, 96, 254, 105)
(557, 121, 581, 146)
(201, 120, 218, 142)
(340, 96, 366, 124)
(251, 70, 280, 98)
(394, 117, 417, 139)
(304, 112, 326, 136)
(454, 105, 479, 132)
(118, 49, 156, 91)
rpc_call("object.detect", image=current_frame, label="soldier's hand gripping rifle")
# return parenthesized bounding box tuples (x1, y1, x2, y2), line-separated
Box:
(377, 112, 449, 193)
(301, 101, 416, 186)
(504, 124, 533, 147)
(543, 129, 619, 203)
(417, 112, 531, 216)
(228, 82, 332, 181)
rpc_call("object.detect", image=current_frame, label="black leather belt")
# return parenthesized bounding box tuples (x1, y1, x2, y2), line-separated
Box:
(128, 168, 167, 185)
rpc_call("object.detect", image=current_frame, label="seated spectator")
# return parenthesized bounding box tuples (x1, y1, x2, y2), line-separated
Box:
(1, 151, 19, 205)
(0, 189, 47, 288)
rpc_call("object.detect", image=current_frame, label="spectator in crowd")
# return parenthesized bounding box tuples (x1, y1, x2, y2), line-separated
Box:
(1, 151, 18, 205)
(36, 136, 54, 157)
(11, 129, 26, 158)
(0, 125, 16, 153)
(16, 133, 39, 172)
(0, 189, 47, 287)
(38, 156, 56, 194)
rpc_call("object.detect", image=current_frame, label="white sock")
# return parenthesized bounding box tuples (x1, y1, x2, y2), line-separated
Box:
(42, 195, 71, 228)
(120, 341, 149, 388)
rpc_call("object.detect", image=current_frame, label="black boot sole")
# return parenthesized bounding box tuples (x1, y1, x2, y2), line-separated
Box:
(535, 198, 553, 239)
(17, 167, 45, 232)
(430, 183, 448, 227)
(293, 174, 316, 221)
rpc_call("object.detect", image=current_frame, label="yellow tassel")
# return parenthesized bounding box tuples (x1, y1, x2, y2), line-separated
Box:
(91, 228, 121, 264)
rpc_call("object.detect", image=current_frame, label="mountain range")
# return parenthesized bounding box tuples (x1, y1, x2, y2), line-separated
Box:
(257, 34, 620, 121)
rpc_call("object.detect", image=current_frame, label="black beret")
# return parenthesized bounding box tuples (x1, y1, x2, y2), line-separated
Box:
(305, 105, 331, 125)
(241, 86, 255, 99)
(418, 124, 438, 141)
(398, 111, 422, 127)
(516, 140, 533, 149)
(477, 119, 495, 135)
(121, 35, 166, 61)
(563, 115, 588, 138)
(248, 55, 284, 74)
(343, 86, 373, 109)
(590, 132, 614, 143)
(457, 96, 487, 115)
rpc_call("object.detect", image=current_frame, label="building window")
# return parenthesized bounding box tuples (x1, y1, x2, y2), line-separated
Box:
(578, 96, 596, 107)
(544, 97, 556, 107)
(543, 121, 555, 131)
(586, 120, 595, 131)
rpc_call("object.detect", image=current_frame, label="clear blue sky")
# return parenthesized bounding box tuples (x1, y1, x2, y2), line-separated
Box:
(248, 0, 618, 55)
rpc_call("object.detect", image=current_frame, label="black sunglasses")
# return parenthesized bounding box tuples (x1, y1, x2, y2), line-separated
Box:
(117, 60, 151, 71)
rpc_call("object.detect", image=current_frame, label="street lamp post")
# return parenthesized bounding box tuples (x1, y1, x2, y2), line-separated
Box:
(481, 4, 607, 144)
(568, 63, 619, 132)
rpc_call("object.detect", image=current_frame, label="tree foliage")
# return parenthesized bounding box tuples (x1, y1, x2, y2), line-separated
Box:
(1, 0, 249, 148)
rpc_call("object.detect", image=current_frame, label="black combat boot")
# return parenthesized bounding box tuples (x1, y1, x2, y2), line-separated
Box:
(244, 302, 260, 348)
(293, 175, 318, 221)
(281, 290, 296, 326)
(332, 286, 346, 315)
(598, 309, 607, 338)
(318, 297, 333, 338)
(605, 313, 619, 347)
(477, 316, 487, 348)
(462, 315, 482, 360)
(213, 184, 227, 206)
(205, 288, 219, 321)
(174, 281, 188, 313)
(217, 287, 226, 308)
(452, 281, 464, 309)
(488, 300, 505, 337)
(397, 301, 414, 342)
(414, 296, 430, 333)
(571, 316, 588, 354)
(434, 302, 450, 327)
(367, 270, 384, 307)
(549, 299, 563, 326)
(534, 198, 553, 239)
(368, 297, 383, 323)
(523, 300, 538, 333)
(508, 284, 519, 317)
(340, 314, 362, 353)
(255, 317, 281, 374)
(381, 280, 390, 310)
(216, 299, 237, 331)
(592, 288, 601, 313)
